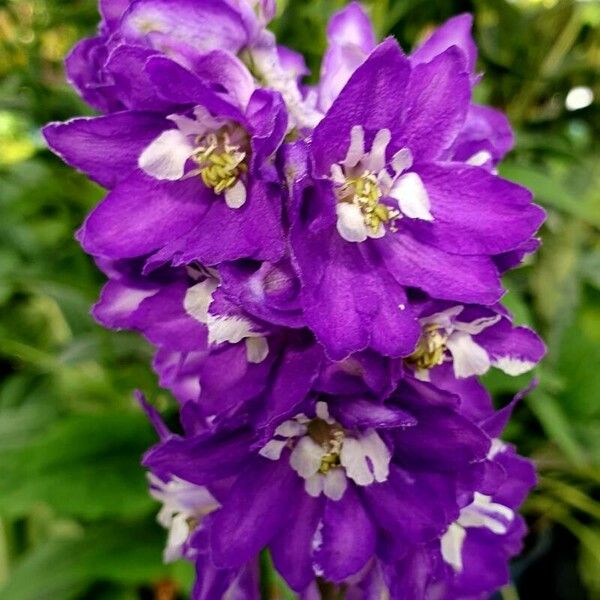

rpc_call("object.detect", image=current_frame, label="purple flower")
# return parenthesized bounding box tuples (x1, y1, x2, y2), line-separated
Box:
(45, 58, 288, 266)
(143, 378, 491, 592)
(405, 302, 546, 380)
(65, 0, 320, 129)
(289, 39, 543, 360)
(47, 3, 547, 596)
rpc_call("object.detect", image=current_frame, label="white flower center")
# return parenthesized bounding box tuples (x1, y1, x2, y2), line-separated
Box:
(332, 125, 433, 243)
(408, 306, 501, 380)
(192, 129, 248, 197)
(138, 106, 249, 209)
(259, 401, 391, 500)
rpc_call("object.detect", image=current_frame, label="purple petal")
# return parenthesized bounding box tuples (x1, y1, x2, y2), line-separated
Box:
(362, 468, 452, 552)
(78, 170, 209, 259)
(132, 281, 209, 352)
(429, 362, 494, 423)
(410, 14, 477, 77)
(314, 486, 376, 582)
(92, 278, 160, 330)
(210, 457, 302, 568)
(330, 397, 416, 430)
(476, 319, 546, 375)
(120, 0, 251, 54)
(100, 0, 130, 30)
(43, 113, 169, 189)
(312, 39, 411, 175)
(218, 260, 305, 329)
(318, 1, 376, 112)
(135, 390, 170, 440)
(291, 184, 420, 360)
(377, 234, 503, 305)
(145, 56, 244, 121)
(146, 180, 285, 268)
(143, 429, 254, 485)
(65, 38, 123, 113)
(196, 342, 274, 420)
(247, 89, 288, 168)
(104, 44, 175, 112)
(398, 47, 471, 162)
(190, 49, 256, 108)
(406, 163, 546, 255)
(394, 404, 490, 471)
(270, 493, 323, 592)
(494, 237, 540, 273)
(257, 337, 324, 432)
(451, 104, 515, 165)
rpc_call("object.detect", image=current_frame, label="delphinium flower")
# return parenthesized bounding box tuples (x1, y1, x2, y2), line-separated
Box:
(44, 1, 547, 598)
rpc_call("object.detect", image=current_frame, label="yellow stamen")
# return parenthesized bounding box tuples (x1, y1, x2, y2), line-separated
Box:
(307, 418, 345, 474)
(338, 171, 399, 234)
(193, 132, 248, 195)
(406, 324, 448, 370)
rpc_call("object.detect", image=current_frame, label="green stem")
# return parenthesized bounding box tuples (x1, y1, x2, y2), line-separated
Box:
(317, 579, 346, 600)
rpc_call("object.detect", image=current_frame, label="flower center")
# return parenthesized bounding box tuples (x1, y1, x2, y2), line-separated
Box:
(406, 324, 448, 369)
(337, 171, 400, 235)
(307, 418, 345, 474)
(192, 130, 248, 195)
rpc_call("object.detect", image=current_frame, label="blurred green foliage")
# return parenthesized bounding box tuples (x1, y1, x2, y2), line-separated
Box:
(0, 0, 598, 598)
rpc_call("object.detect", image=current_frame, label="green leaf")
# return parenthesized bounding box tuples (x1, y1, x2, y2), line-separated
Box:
(0, 412, 157, 520)
(526, 387, 587, 465)
(0, 524, 171, 600)
(500, 163, 600, 228)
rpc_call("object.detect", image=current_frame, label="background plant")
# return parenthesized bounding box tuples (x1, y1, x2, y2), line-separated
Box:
(0, 0, 598, 598)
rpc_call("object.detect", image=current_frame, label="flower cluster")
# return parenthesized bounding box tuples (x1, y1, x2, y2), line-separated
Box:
(45, 1, 545, 598)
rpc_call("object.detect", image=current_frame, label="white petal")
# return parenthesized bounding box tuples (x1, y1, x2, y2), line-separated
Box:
(163, 513, 190, 563)
(466, 150, 492, 167)
(193, 105, 225, 131)
(316, 401, 333, 423)
(492, 356, 536, 376)
(340, 437, 373, 486)
(420, 305, 464, 330)
(305, 473, 325, 498)
(440, 523, 466, 572)
(168, 113, 206, 137)
(459, 493, 514, 534)
(259, 439, 287, 460)
(330, 163, 346, 184)
(290, 437, 324, 478)
(207, 314, 254, 345)
(447, 331, 491, 378)
(336, 202, 368, 243)
(138, 129, 195, 180)
(343, 125, 365, 168)
(225, 180, 247, 208)
(377, 169, 394, 194)
(357, 429, 391, 483)
(454, 315, 501, 335)
(487, 439, 507, 459)
(365, 128, 391, 173)
(391, 147, 413, 175)
(323, 469, 348, 501)
(184, 280, 218, 324)
(245, 336, 269, 363)
(389, 172, 433, 221)
(414, 368, 431, 382)
(274, 420, 307, 438)
(367, 222, 386, 239)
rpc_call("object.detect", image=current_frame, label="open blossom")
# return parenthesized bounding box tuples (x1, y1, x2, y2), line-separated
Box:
(144, 377, 491, 592)
(45, 2, 546, 598)
(406, 303, 545, 380)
